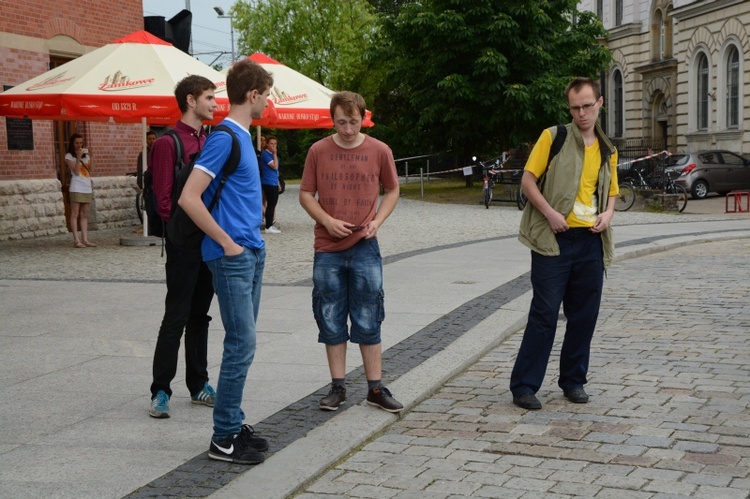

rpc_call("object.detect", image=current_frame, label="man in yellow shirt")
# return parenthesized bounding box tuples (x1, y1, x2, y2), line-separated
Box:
(512, 77, 619, 410)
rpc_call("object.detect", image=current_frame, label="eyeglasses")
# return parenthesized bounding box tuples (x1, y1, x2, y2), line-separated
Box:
(569, 102, 598, 113)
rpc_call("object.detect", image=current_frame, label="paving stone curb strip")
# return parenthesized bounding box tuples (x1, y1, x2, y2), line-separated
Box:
(1, 188, 748, 498)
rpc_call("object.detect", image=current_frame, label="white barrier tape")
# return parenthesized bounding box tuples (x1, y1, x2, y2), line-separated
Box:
(399, 160, 519, 178)
(617, 150, 671, 169)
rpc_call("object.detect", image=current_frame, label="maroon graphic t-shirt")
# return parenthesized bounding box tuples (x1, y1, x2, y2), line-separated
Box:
(301, 135, 399, 253)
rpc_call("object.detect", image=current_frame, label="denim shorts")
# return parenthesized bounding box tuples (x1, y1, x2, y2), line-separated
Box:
(312, 238, 385, 345)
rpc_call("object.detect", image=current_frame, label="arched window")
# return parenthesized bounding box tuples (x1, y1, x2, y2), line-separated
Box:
(696, 54, 709, 130)
(613, 70, 624, 137)
(660, 16, 666, 59)
(726, 46, 739, 128)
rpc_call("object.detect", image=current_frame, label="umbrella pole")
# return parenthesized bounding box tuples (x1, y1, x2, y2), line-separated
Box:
(142, 117, 149, 237)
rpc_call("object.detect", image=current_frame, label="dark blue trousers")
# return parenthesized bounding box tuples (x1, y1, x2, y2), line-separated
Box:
(510, 228, 604, 397)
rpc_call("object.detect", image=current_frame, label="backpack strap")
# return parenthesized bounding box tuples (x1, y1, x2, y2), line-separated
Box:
(535, 124, 568, 194)
(547, 124, 567, 168)
(205, 124, 241, 213)
(164, 130, 186, 200)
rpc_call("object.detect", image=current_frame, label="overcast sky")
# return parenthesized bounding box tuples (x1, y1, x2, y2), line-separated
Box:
(142, 0, 238, 68)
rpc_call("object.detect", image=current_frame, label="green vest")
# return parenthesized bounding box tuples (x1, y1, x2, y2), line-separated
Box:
(518, 122, 616, 269)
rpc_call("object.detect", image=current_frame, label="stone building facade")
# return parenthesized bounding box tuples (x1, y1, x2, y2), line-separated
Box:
(0, 1, 144, 240)
(578, 0, 749, 156)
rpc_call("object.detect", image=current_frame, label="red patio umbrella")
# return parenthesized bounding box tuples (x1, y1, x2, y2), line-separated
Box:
(0, 30, 229, 124)
(0, 30, 231, 236)
(233, 52, 374, 129)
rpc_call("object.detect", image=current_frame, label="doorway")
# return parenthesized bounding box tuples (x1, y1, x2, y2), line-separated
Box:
(50, 56, 76, 230)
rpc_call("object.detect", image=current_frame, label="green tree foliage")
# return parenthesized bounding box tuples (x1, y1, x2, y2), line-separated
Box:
(232, 0, 383, 176)
(373, 0, 611, 158)
(232, 0, 378, 93)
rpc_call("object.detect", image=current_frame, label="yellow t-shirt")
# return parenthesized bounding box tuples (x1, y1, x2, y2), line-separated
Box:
(525, 129, 619, 227)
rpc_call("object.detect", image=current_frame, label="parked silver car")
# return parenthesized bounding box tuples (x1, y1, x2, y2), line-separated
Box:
(665, 150, 750, 199)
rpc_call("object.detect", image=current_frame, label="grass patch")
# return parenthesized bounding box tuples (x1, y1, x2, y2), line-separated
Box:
(399, 178, 482, 205)
(399, 177, 521, 207)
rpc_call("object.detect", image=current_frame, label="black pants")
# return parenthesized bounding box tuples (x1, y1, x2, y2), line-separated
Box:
(510, 229, 604, 396)
(150, 237, 214, 397)
(263, 183, 279, 228)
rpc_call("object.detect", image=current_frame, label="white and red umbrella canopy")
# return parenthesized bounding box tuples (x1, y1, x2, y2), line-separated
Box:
(0, 30, 229, 124)
(241, 52, 374, 129)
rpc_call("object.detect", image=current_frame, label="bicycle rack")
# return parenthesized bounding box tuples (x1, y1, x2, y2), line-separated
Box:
(725, 190, 750, 213)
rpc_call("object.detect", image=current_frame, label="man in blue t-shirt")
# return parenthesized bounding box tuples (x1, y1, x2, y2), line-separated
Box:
(260, 135, 281, 233)
(179, 59, 273, 466)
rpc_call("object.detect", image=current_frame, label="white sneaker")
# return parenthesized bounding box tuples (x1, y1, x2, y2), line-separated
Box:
(265, 226, 282, 234)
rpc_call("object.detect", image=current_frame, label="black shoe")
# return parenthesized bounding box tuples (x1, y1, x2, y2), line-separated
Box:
(366, 385, 404, 413)
(238, 424, 269, 452)
(209, 428, 266, 465)
(319, 384, 346, 411)
(513, 393, 542, 410)
(564, 386, 589, 404)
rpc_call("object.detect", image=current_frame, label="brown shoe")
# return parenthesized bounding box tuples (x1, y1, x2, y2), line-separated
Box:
(366, 385, 403, 413)
(319, 385, 346, 411)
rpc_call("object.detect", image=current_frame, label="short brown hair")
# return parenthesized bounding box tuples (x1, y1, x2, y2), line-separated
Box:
(226, 59, 274, 105)
(330, 91, 366, 120)
(174, 75, 216, 113)
(565, 77, 601, 101)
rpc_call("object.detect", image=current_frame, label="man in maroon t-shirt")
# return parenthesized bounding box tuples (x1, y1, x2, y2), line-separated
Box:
(300, 91, 403, 413)
(148, 75, 218, 419)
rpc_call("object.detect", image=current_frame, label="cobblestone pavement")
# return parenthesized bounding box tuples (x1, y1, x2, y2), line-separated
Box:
(0, 185, 740, 285)
(296, 241, 750, 499)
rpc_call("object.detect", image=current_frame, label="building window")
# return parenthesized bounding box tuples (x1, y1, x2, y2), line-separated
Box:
(597, 0, 603, 19)
(726, 46, 739, 128)
(696, 54, 709, 130)
(613, 70, 623, 137)
(615, 0, 623, 26)
(660, 17, 666, 59)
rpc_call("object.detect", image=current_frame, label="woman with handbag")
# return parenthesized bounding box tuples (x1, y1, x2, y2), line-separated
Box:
(65, 133, 96, 248)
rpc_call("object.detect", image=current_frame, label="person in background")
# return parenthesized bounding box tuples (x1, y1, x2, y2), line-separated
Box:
(255, 134, 266, 163)
(148, 75, 218, 419)
(260, 136, 281, 233)
(510, 76, 619, 411)
(65, 133, 96, 248)
(300, 91, 403, 414)
(136, 130, 158, 189)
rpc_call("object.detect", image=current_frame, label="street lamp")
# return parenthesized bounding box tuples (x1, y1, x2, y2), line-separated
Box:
(214, 6, 235, 63)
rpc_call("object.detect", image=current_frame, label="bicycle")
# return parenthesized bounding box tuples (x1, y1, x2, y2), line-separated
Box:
(617, 163, 687, 212)
(615, 182, 636, 211)
(126, 171, 145, 222)
(663, 168, 688, 213)
(517, 183, 527, 211)
(480, 159, 500, 209)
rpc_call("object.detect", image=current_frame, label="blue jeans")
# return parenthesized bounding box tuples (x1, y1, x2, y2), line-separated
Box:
(510, 229, 604, 397)
(312, 238, 385, 345)
(206, 247, 265, 440)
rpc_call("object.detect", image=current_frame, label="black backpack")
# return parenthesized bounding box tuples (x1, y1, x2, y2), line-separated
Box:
(166, 124, 241, 251)
(142, 167, 165, 238)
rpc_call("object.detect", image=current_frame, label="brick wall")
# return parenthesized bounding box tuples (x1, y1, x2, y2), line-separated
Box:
(0, 0, 146, 181)
(0, 0, 147, 238)
(0, 2, 142, 46)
